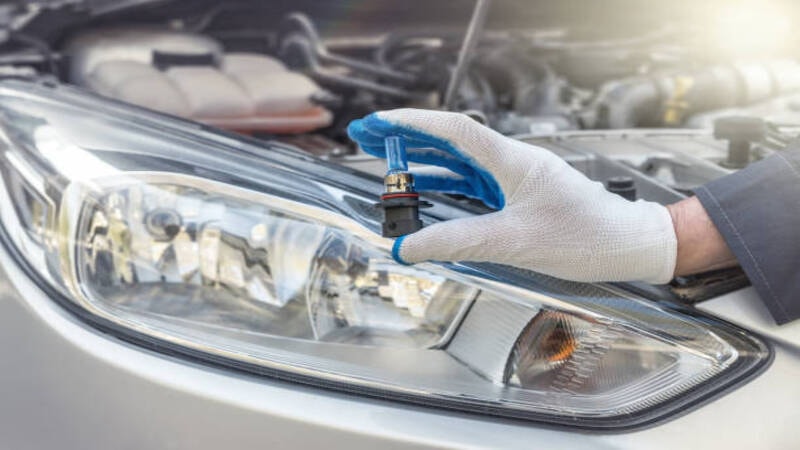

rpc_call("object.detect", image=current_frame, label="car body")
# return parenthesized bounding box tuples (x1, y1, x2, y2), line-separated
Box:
(0, 2, 797, 449)
(1, 253, 797, 449)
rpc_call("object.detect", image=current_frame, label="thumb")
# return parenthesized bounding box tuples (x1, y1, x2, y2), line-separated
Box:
(375, 109, 510, 175)
(392, 213, 505, 265)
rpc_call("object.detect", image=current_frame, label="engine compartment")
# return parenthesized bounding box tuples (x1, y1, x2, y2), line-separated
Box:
(4, 3, 800, 142)
(1, 0, 798, 301)
(0, 2, 796, 186)
(20, 7, 794, 159)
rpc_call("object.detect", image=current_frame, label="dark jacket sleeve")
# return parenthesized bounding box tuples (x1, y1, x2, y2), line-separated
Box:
(693, 148, 800, 325)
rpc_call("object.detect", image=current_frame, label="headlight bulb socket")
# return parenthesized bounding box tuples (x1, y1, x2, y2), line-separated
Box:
(378, 136, 431, 237)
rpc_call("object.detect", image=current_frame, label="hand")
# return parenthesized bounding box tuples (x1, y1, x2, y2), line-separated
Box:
(667, 197, 738, 276)
(348, 109, 678, 283)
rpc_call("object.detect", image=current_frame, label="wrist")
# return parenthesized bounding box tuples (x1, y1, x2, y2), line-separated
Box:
(666, 196, 737, 277)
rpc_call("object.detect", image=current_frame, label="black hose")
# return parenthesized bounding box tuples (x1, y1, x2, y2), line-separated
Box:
(280, 12, 417, 84)
(8, 33, 58, 75)
(279, 34, 419, 100)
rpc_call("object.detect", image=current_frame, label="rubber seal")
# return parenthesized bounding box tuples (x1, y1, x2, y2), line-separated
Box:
(380, 193, 420, 200)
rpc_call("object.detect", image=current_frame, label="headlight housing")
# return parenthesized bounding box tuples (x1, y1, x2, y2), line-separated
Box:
(0, 79, 770, 430)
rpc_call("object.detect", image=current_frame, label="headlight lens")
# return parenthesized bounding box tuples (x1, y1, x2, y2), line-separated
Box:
(0, 80, 770, 430)
(74, 177, 473, 348)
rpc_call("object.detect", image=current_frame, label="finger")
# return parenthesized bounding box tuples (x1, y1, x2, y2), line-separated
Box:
(363, 111, 506, 208)
(393, 213, 506, 264)
(371, 109, 512, 174)
(359, 143, 502, 207)
(411, 167, 476, 198)
(359, 143, 478, 178)
(347, 118, 391, 149)
(349, 117, 457, 155)
(351, 118, 478, 177)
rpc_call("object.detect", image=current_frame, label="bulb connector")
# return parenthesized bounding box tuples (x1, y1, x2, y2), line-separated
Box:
(378, 136, 431, 237)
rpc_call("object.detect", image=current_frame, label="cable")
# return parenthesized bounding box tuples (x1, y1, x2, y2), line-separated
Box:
(8, 33, 58, 75)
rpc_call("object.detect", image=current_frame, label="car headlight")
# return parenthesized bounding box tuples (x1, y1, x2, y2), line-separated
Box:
(0, 79, 770, 430)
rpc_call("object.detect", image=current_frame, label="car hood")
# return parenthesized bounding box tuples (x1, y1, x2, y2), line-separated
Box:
(699, 287, 800, 349)
(2, 0, 712, 45)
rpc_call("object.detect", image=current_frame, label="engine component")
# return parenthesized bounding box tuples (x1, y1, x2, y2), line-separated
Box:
(590, 61, 800, 129)
(606, 176, 637, 201)
(713, 116, 767, 169)
(278, 13, 421, 100)
(45, 8, 800, 153)
(277, 12, 582, 139)
(64, 28, 332, 133)
(670, 268, 751, 304)
(522, 130, 726, 203)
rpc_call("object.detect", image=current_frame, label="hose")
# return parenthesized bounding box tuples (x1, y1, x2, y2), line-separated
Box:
(8, 33, 58, 75)
(593, 61, 800, 128)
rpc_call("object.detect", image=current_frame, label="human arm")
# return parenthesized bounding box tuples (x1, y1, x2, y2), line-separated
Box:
(667, 196, 737, 276)
(348, 108, 678, 283)
(692, 148, 800, 324)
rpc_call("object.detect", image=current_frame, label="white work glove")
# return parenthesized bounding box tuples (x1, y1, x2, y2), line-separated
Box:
(348, 109, 677, 283)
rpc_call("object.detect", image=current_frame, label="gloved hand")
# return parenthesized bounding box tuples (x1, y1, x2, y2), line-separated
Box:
(347, 109, 677, 283)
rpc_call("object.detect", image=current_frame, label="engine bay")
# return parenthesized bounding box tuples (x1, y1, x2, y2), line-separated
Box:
(2, 2, 799, 149)
(0, 0, 798, 301)
(53, 9, 800, 147)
